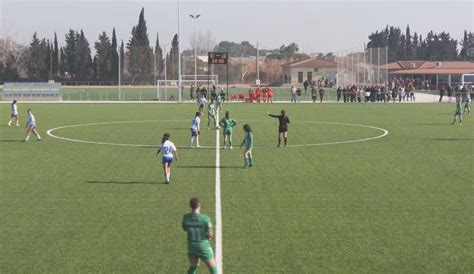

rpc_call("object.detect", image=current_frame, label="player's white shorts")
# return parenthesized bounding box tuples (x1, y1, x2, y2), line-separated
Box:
(11, 112, 18, 116)
(28, 123, 36, 129)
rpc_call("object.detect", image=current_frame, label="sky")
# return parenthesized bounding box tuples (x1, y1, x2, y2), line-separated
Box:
(0, 0, 472, 53)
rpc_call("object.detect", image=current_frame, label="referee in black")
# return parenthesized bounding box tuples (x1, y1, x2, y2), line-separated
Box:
(267, 110, 290, 147)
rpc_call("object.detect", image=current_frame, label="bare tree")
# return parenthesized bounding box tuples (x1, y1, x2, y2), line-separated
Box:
(189, 30, 216, 55)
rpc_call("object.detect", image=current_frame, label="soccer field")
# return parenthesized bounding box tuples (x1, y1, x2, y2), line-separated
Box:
(0, 102, 473, 272)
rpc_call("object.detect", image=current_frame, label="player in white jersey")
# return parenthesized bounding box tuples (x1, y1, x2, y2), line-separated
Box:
(207, 98, 217, 129)
(7, 100, 20, 126)
(156, 133, 179, 184)
(24, 109, 41, 142)
(188, 112, 201, 148)
(197, 95, 207, 114)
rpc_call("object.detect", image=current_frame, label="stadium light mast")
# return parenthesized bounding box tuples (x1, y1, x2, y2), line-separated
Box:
(189, 14, 201, 87)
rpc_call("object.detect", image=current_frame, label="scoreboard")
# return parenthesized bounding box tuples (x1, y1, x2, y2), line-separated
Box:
(208, 52, 228, 65)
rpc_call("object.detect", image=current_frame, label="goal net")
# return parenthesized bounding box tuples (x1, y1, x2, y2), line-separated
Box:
(157, 75, 219, 101)
(2, 82, 62, 101)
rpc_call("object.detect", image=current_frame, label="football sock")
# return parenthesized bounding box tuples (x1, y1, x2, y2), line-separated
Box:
(8, 120, 11, 126)
(210, 265, 218, 274)
(278, 138, 281, 146)
(187, 266, 197, 274)
(25, 135, 30, 141)
(229, 140, 232, 147)
(249, 157, 253, 166)
(284, 137, 287, 146)
(196, 137, 200, 146)
(189, 137, 194, 147)
(35, 133, 41, 140)
(244, 157, 249, 166)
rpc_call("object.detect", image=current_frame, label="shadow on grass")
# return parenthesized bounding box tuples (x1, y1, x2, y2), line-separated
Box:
(177, 165, 243, 169)
(0, 139, 24, 142)
(428, 138, 473, 141)
(86, 180, 164, 185)
(414, 123, 451, 126)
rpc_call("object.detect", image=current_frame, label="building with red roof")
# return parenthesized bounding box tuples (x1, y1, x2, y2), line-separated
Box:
(387, 61, 474, 87)
(281, 58, 337, 84)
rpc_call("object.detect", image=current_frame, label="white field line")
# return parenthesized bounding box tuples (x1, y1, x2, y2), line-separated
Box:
(46, 120, 389, 149)
(215, 112, 223, 273)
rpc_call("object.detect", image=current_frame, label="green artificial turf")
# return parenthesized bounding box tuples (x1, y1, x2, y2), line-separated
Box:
(0, 102, 472, 272)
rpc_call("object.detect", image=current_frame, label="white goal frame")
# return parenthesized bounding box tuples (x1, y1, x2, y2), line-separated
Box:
(157, 75, 219, 101)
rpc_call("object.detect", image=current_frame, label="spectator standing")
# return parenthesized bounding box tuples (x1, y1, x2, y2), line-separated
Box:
(439, 86, 446, 102)
(311, 86, 318, 103)
(290, 86, 297, 103)
(303, 80, 309, 93)
(319, 87, 325, 103)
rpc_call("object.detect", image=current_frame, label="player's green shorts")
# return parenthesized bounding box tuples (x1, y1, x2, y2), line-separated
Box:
(455, 110, 462, 115)
(187, 244, 214, 261)
(245, 146, 253, 151)
(224, 129, 232, 136)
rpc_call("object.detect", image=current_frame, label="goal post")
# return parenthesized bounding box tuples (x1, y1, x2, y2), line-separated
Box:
(157, 75, 219, 101)
(2, 82, 62, 101)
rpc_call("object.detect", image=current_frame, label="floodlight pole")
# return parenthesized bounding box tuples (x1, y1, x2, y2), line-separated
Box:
(178, 0, 182, 102)
(256, 41, 260, 84)
(118, 42, 122, 101)
(190, 14, 201, 87)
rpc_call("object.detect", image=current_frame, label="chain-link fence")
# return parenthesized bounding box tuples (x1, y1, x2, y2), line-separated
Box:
(336, 46, 388, 87)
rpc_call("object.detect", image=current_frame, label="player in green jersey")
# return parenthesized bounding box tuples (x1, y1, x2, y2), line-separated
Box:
(452, 93, 463, 125)
(219, 111, 237, 149)
(182, 198, 218, 274)
(207, 99, 217, 129)
(240, 124, 254, 167)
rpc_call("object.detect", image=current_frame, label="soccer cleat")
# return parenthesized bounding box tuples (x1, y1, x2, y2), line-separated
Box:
(196, 145, 201, 148)
(230, 146, 233, 150)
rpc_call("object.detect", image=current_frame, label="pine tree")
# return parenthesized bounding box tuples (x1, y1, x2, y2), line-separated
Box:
(76, 30, 93, 80)
(95, 31, 112, 80)
(3, 53, 19, 81)
(64, 29, 78, 78)
(27, 32, 49, 80)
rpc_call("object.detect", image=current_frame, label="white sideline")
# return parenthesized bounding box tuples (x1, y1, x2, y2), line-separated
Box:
(215, 112, 223, 273)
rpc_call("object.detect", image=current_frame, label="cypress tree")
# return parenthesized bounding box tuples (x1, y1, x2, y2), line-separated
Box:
(155, 33, 164, 77)
(53, 33, 59, 77)
(111, 28, 119, 81)
(127, 8, 153, 83)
